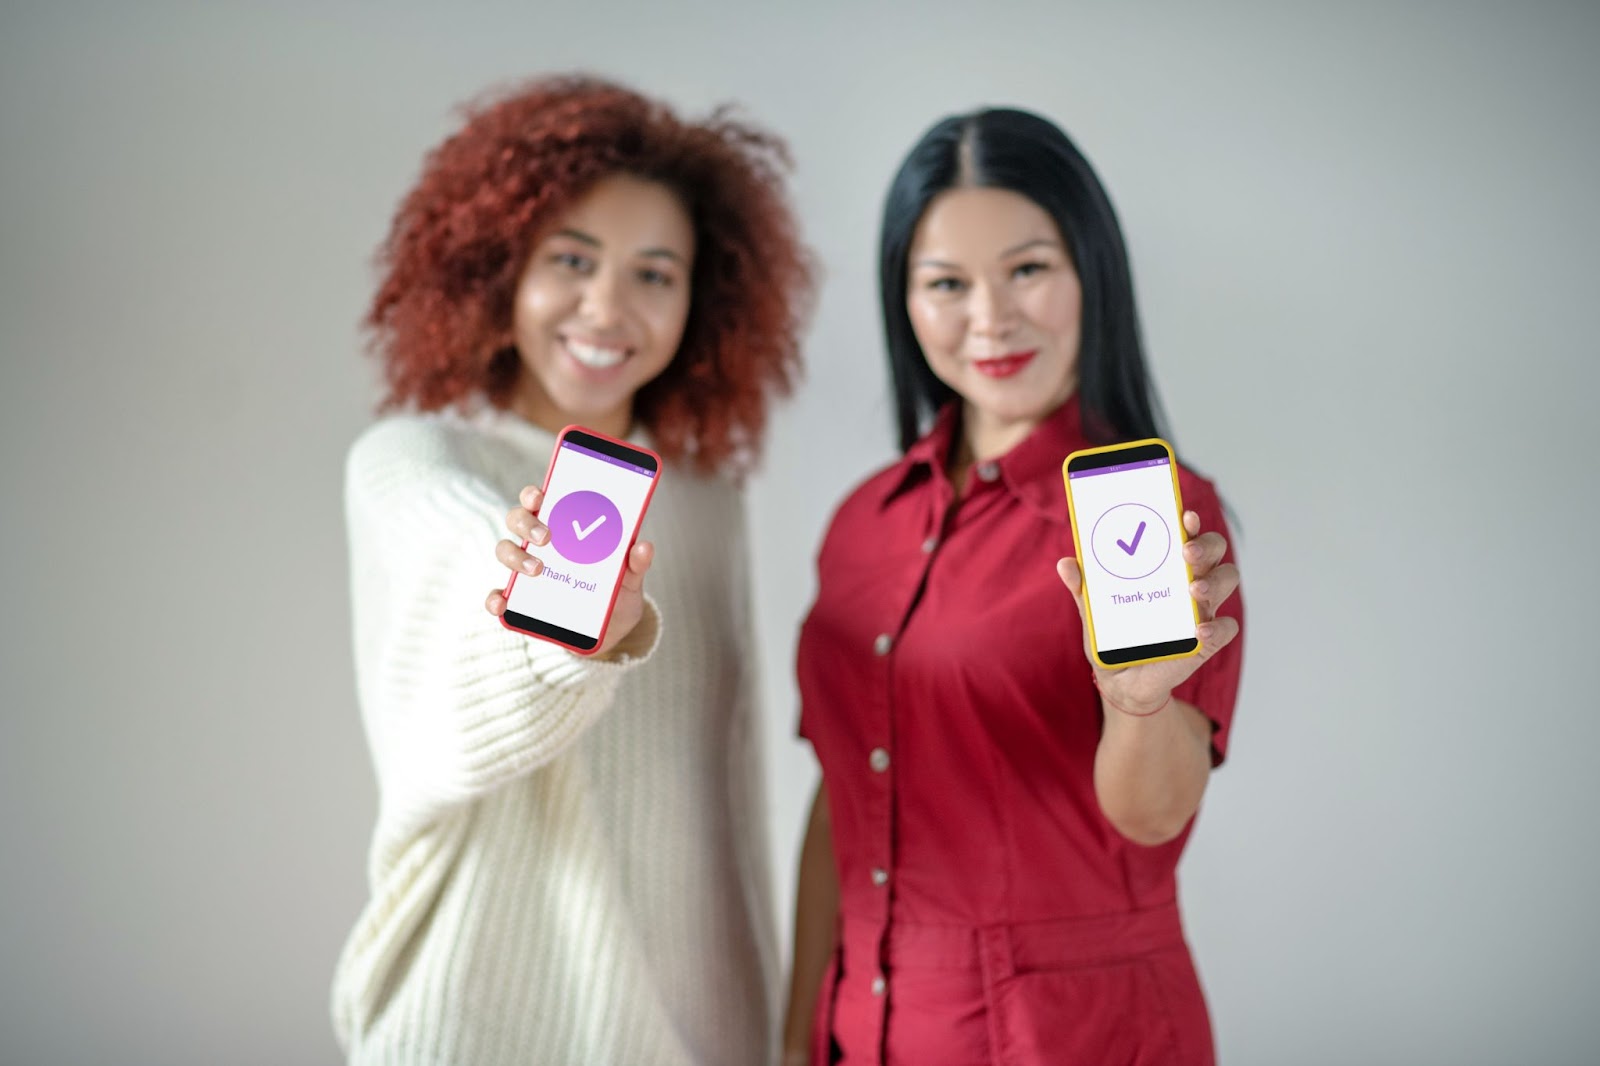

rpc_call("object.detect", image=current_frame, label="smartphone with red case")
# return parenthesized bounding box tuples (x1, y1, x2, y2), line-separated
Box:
(500, 426, 661, 655)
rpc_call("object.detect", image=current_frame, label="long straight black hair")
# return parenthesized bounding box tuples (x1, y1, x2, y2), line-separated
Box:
(880, 108, 1169, 453)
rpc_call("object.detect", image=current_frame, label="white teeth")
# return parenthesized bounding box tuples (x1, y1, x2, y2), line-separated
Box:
(564, 338, 627, 369)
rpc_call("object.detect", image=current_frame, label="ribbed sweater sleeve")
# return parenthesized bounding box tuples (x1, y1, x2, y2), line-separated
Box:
(345, 417, 660, 846)
(335, 412, 775, 1066)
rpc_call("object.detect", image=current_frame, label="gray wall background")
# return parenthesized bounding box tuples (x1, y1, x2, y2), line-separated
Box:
(3, 2, 1597, 1063)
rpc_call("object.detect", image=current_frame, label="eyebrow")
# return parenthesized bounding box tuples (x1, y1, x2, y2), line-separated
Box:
(1001, 237, 1063, 257)
(552, 228, 688, 265)
(913, 237, 1064, 270)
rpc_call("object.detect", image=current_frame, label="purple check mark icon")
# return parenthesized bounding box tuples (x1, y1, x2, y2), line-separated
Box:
(1116, 521, 1147, 556)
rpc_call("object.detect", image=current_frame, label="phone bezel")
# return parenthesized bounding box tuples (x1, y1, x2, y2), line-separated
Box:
(500, 426, 661, 655)
(1063, 438, 1201, 669)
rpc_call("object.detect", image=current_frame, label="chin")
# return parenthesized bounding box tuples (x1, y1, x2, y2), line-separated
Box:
(965, 382, 1048, 418)
(537, 386, 618, 423)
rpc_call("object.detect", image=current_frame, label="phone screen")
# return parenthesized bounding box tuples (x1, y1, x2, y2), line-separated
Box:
(504, 434, 657, 649)
(1066, 445, 1197, 665)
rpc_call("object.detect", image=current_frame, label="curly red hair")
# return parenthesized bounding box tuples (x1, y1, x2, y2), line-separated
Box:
(365, 74, 815, 474)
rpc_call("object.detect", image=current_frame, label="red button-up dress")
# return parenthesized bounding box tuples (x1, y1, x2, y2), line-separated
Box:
(798, 398, 1244, 1066)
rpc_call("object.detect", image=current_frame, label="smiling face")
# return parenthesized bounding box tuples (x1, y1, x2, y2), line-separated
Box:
(509, 173, 696, 437)
(905, 185, 1083, 457)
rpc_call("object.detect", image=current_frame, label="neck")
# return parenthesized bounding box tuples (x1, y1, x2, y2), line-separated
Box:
(508, 374, 632, 440)
(958, 403, 1039, 467)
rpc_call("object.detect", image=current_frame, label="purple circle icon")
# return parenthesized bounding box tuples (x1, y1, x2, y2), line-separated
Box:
(546, 490, 625, 565)
(1089, 503, 1172, 581)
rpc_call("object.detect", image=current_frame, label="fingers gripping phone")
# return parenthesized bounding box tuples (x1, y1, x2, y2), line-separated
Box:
(500, 426, 661, 655)
(1063, 438, 1201, 669)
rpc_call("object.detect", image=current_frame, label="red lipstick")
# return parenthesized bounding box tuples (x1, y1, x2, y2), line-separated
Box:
(972, 350, 1037, 379)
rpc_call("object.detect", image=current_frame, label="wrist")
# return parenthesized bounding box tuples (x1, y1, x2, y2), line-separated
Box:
(593, 596, 661, 662)
(1094, 678, 1172, 718)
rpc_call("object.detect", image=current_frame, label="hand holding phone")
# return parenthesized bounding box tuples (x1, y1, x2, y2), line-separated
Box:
(1060, 439, 1240, 700)
(1063, 438, 1201, 669)
(489, 486, 656, 655)
(489, 426, 662, 656)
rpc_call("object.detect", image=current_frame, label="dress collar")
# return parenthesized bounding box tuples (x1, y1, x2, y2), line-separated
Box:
(877, 395, 1094, 525)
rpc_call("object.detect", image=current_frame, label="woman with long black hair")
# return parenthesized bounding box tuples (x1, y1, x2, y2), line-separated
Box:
(783, 108, 1246, 1065)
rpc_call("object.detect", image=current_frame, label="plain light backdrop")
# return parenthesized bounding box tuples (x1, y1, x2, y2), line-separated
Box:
(2, 2, 1597, 1063)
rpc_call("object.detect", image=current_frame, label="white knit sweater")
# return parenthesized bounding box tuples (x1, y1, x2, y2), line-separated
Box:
(332, 408, 777, 1066)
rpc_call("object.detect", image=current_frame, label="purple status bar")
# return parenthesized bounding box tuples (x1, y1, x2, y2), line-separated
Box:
(562, 441, 655, 477)
(1068, 457, 1170, 478)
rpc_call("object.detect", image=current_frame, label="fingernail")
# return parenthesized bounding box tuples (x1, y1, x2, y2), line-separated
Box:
(1192, 581, 1209, 597)
(531, 528, 549, 546)
(523, 558, 541, 575)
(1197, 623, 1213, 639)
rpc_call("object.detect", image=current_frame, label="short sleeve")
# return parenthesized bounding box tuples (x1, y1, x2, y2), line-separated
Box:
(1171, 469, 1245, 766)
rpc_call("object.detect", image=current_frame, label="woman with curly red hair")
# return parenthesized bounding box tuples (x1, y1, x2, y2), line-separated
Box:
(332, 75, 812, 1065)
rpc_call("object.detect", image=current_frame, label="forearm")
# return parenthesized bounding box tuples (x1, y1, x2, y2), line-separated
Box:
(349, 440, 662, 825)
(1093, 696, 1214, 846)
(359, 543, 661, 834)
(782, 785, 839, 1063)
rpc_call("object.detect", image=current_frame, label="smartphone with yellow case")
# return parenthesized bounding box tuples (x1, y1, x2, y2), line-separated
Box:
(1062, 438, 1201, 669)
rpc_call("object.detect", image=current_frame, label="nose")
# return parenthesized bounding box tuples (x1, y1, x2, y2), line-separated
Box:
(579, 267, 623, 330)
(967, 280, 1016, 341)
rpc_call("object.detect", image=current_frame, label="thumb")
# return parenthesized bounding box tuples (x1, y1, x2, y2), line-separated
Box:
(619, 540, 654, 593)
(1056, 556, 1086, 616)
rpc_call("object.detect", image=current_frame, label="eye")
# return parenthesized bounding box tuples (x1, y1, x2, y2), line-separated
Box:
(1012, 260, 1050, 279)
(636, 266, 675, 287)
(925, 276, 966, 293)
(551, 251, 594, 273)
